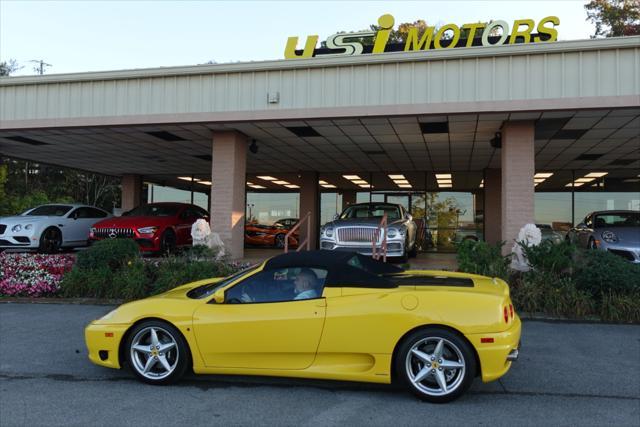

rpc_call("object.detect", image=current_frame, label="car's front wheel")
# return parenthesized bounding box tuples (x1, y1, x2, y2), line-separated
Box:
(160, 230, 177, 255)
(274, 233, 286, 248)
(396, 328, 475, 403)
(125, 320, 190, 385)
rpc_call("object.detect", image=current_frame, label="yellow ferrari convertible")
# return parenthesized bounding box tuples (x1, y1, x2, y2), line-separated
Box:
(85, 250, 520, 403)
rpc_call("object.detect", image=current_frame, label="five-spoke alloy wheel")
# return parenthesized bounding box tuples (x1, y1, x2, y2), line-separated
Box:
(126, 321, 189, 384)
(396, 328, 475, 403)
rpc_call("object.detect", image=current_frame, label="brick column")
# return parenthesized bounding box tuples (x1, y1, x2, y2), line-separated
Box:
(299, 172, 319, 249)
(483, 169, 502, 245)
(501, 121, 535, 254)
(121, 174, 142, 211)
(341, 190, 357, 211)
(211, 131, 247, 260)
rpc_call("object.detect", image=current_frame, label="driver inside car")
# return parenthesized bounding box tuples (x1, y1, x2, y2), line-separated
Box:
(293, 269, 319, 300)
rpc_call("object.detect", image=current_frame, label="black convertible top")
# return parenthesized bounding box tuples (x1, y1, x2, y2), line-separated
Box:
(263, 250, 404, 288)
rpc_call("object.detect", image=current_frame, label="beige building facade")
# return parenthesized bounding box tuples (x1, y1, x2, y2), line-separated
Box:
(1, 37, 639, 258)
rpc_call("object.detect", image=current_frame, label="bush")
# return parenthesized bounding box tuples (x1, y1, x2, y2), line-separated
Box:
(574, 249, 640, 295)
(600, 290, 640, 322)
(145, 256, 235, 295)
(456, 239, 510, 281)
(519, 240, 576, 276)
(76, 239, 140, 271)
(511, 273, 595, 319)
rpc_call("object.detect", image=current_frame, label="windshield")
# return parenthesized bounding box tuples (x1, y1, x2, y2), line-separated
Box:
(24, 205, 73, 217)
(340, 204, 401, 220)
(126, 204, 181, 217)
(187, 265, 259, 299)
(594, 212, 640, 228)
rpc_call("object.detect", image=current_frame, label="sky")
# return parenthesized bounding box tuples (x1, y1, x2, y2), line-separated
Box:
(1, 0, 597, 76)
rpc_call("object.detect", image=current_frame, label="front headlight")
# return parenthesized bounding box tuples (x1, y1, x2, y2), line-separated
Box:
(387, 228, 398, 238)
(602, 231, 618, 243)
(99, 309, 118, 322)
(137, 226, 159, 234)
(24, 224, 33, 231)
(11, 224, 22, 232)
(322, 226, 334, 238)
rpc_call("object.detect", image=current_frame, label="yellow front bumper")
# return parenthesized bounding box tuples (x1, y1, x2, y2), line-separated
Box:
(84, 322, 130, 369)
(468, 315, 522, 383)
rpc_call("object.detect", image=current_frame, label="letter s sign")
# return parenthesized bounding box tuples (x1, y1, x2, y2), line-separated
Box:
(324, 31, 375, 57)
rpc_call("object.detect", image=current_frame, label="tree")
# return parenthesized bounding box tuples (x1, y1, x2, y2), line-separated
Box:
(585, 0, 640, 37)
(0, 59, 20, 76)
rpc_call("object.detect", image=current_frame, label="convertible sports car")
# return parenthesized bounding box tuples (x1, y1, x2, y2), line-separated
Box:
(244, 218, 299, 248)
(85, 251, 521, 403)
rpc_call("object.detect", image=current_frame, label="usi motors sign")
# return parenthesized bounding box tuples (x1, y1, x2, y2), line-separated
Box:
(284, 14, 560, 59)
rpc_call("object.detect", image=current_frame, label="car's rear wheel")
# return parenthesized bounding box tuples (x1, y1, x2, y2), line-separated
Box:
(126, 320, 189, 385)
(588, 237, 597, 249)
(38, 227, 62, 254)
(274, 233, 286, 248)
(396, 328, 475, 403)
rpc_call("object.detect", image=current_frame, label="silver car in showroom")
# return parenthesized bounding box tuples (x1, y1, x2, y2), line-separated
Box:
(320, 202, 417, 260)
(566, 210, 640, 263)
(0, 204, 111, 253)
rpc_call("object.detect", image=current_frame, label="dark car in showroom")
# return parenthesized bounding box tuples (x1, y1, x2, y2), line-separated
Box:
(566, 210, 640, 263)
(89, 202, 209, 254)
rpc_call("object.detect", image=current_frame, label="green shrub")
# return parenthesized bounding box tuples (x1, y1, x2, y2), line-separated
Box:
(61, 260, 147, 300)
(456, 239, 510, 280)
(600, 290, 640, 323)
(182, 245, 223, 261)
(574, 249, 640, 295)
(76, 239, 140, 271)
(519, 240, 576, 277)
(146, 256, 235, 295)
(511, 273, 595, 318)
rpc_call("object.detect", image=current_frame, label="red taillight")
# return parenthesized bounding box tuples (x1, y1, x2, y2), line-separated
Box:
(510, 304, 514, 319)
(504, 306, 509, 323)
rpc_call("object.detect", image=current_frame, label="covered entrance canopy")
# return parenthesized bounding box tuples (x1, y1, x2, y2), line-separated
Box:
(1, 37, 639, 258)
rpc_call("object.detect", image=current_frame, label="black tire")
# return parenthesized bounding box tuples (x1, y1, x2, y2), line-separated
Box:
(125, 320, 190, 385)
(395, 327, 476, 403)
(38, 227, 62, 254)
(274, 233, 286, 249)
(408, 242, 418, 258)
(160, 229, 177, 255)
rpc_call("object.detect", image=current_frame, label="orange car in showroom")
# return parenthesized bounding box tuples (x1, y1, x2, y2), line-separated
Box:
(245, 218, 298, 248)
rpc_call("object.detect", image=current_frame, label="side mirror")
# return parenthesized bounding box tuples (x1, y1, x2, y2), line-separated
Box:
(212, 289, 225, 304)
(577, 223, 586, 229)
(406, 213, 413, 221)
(333, 213, 339, 221)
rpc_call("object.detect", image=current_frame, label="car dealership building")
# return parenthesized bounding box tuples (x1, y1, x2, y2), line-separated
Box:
(1, 29, 639, 259)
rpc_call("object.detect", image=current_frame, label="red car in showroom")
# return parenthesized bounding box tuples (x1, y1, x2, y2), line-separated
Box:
(90, 203, 209, 254)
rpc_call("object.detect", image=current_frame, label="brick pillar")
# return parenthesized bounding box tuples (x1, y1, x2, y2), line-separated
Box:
(484, 169, 502, 245)
(211, 131, 247, 260)
(299, 172, 319, 249)
(121, 174, 142, 211)
(501, 121, 535, 255)
(341, 190, 357, 210)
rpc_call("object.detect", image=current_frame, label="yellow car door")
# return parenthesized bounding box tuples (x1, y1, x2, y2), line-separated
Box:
(192, 267, 327, 370)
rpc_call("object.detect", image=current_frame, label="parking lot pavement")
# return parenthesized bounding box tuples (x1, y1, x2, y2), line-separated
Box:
(1, 303, 639, 427)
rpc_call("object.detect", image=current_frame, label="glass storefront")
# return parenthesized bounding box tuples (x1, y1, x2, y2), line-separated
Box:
(146, 183, 209, 210)
(246, 192, 299, 225)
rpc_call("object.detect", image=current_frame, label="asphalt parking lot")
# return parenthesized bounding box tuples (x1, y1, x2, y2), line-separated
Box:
(1, 303, 638, 427)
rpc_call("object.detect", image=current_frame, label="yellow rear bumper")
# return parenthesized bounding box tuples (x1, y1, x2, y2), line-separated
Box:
(468, 315, 522, 383)
(84, 322, 130, 369)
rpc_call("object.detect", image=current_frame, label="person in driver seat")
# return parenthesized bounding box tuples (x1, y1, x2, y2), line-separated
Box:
(293, 269, 319, 300)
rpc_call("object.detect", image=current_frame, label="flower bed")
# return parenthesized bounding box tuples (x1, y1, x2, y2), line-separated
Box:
(0, 253, 76, 297)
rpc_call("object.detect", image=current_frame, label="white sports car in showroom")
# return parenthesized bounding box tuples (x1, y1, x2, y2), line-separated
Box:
(0, 204, 111, 253)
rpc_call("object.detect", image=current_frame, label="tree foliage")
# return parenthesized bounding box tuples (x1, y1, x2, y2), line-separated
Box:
(0, 157, 121, 216)
(0, 59, 20, 76)
(585, 0, 640, 37)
